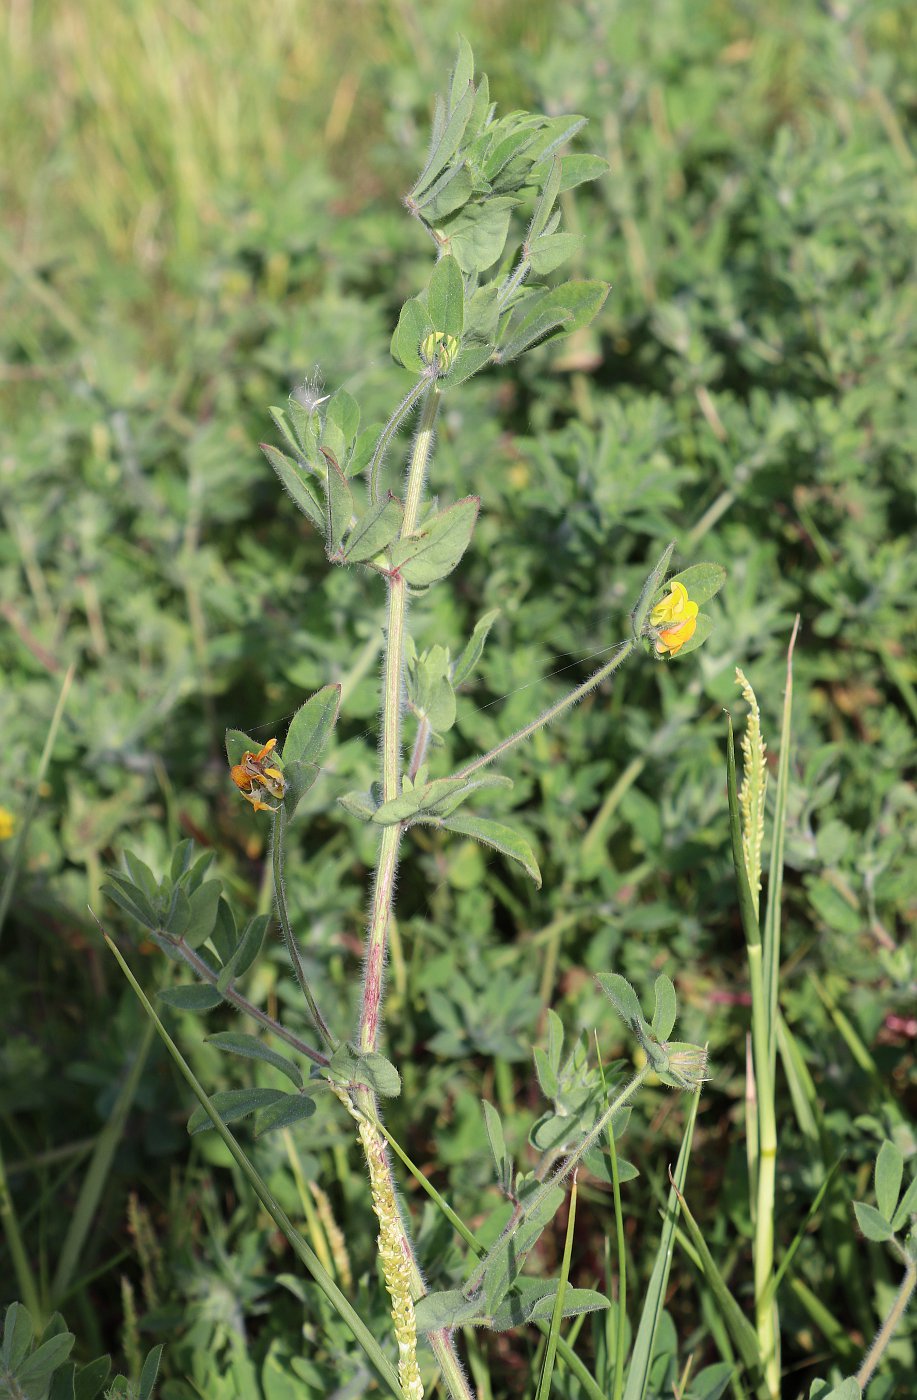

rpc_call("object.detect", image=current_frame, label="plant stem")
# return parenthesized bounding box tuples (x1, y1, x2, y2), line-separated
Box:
(0, 662, 75, 945)
(356, 384, 474, 1400)
(369, 375, 430, 505)
(0, 1136, 43, 1323)
(749, 944, 780, 1399)
(856, 1251, 917, 1389)
(452, 640, 635, 781)
(153, 931, 328, 1066)
(272, 806, 336, 1050)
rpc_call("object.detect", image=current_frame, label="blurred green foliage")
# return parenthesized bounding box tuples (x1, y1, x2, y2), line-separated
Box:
(1, 0, 915, 1395)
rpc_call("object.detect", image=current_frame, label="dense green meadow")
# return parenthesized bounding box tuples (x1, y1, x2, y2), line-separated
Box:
(2, 2, 915, 1397)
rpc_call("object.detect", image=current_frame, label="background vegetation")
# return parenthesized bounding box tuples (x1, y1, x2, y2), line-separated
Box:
(2, 0, 915, 1396)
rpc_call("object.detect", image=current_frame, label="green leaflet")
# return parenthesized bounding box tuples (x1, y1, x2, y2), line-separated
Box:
(390, 496, 479, 586)
(261, 443, 325, 533)
(341, 495, 403, 564)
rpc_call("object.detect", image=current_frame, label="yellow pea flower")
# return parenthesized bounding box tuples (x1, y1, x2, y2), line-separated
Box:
(0, 806, 14, 841)
(650, 580, 699, 657)
(229, 739, 286, 813)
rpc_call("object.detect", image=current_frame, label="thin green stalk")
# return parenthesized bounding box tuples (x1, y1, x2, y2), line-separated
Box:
(465, 1065, 652, 1299)
(369, 375, 430, 504)
(596, 1040, 627, 1400)
(452, 640, 635, 782)
(151, 929, 328, 1066)
(51, 1012, 158, 1303)
(535, 1176, 577, 1400)
(0, 662, 75, 944)
(271, 806, 336, 1050)
(856, 1250, 917, 1389)
(101, 929, 404, 1399)
(0, 1136, 43, 1323)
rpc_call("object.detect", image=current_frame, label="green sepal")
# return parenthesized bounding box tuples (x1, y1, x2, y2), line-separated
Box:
(187, 1087, 285, 1135)
(390, 496, 479, 586)
(326, 1043, 401, 1098)
(261, 443, 325, 533)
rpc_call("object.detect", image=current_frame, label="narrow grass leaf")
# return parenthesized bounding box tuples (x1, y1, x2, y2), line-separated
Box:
(669, 1177, 763, 1380)
(622, 1086, 701, 1400)
(535, 1176, 578, 1400)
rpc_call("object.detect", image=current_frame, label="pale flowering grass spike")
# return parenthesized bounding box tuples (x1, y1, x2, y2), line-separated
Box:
(735, 668, 767, 920)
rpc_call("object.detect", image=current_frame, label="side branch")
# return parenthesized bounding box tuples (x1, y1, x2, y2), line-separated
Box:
(453, 638, 636, 781)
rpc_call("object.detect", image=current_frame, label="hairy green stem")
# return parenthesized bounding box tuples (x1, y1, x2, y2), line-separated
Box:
(452, 639, 635, 782)
(464, 1064, 652, 1298)
(369, 375, 431, 505)
(355, 384, 474, 1400)
(856, 1251, 917, 1389)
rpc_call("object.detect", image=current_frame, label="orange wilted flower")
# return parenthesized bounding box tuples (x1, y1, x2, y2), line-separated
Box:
(651, 580, 698, 657)
(230, 739, 286, 813)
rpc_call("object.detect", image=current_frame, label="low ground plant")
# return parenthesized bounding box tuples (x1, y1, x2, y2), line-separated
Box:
(2, 8, 914, 1399)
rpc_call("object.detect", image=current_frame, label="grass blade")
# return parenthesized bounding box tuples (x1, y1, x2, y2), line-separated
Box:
(0, 663, 75, 944)
(535, 1176, 577, 1400)
(763, 619, 799, 1072)
(622, 1086, 701, 1400)
(52, 1012, 157, 1302)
